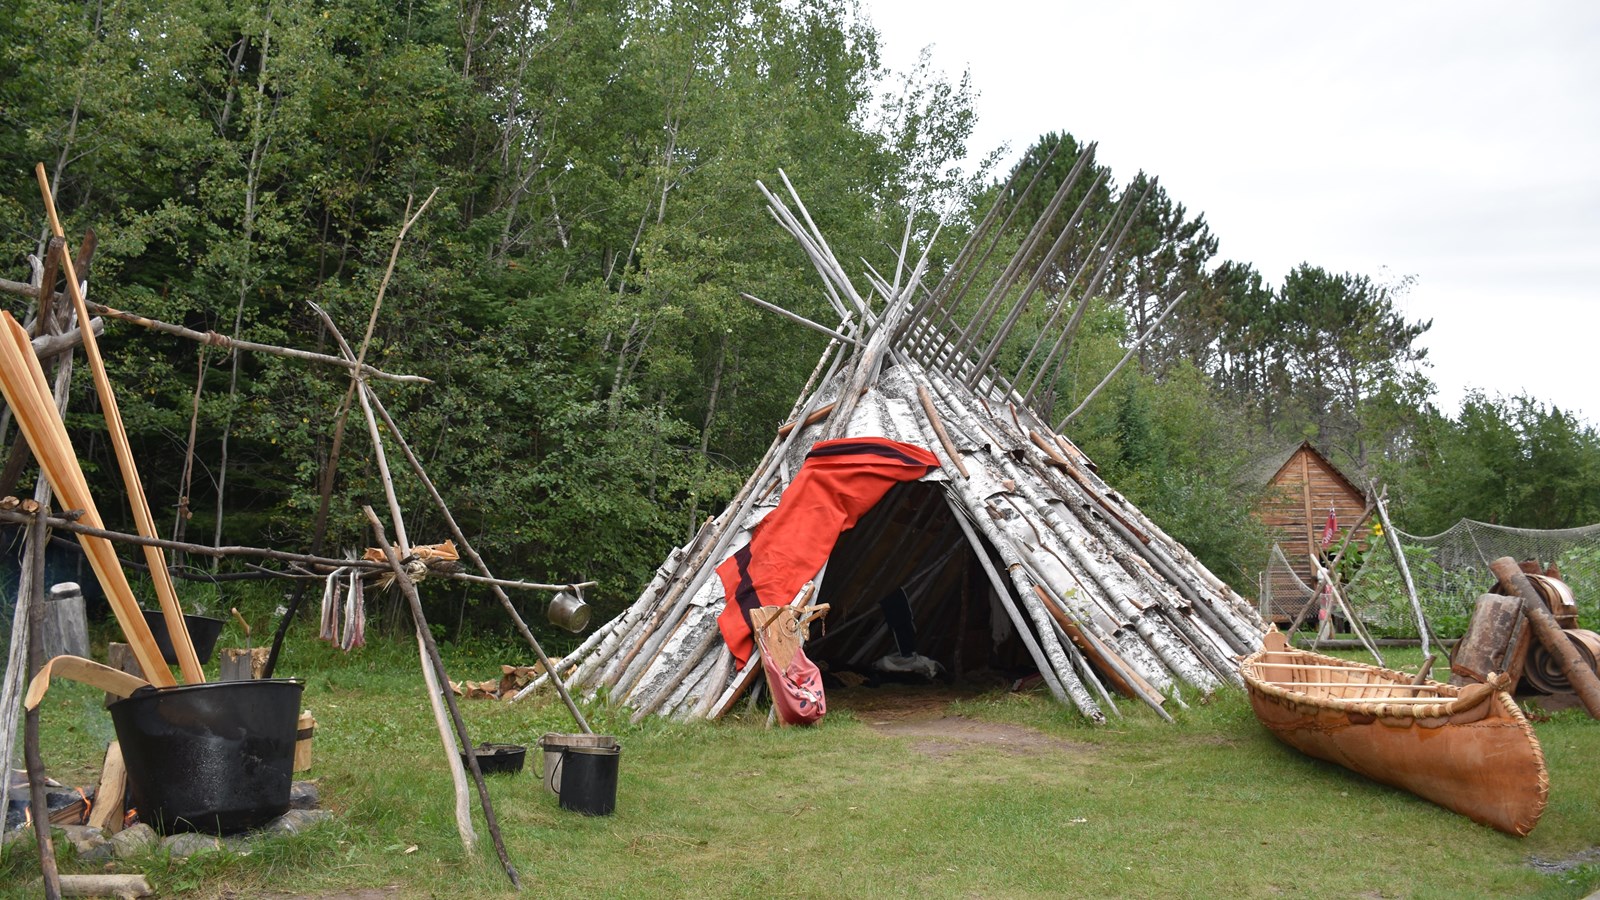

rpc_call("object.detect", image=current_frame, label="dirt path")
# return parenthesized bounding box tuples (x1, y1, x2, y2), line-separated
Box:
(832, 683, 1092, 758)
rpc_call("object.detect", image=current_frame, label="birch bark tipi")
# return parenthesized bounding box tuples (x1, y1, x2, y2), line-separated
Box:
(527, 143, 1266, 723)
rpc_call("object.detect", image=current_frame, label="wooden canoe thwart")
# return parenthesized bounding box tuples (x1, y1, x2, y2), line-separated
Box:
(1241, 630, 1549, 837)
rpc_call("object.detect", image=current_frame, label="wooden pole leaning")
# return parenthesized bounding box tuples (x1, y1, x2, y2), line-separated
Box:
(1490, 556, 1600, 719)
(34, 164, 202, 683)
(0, 313, 172, 685)
(364, 508, 519, 888)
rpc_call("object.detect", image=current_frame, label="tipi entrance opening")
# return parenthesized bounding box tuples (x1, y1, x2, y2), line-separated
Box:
(806, 480, 1036, 693)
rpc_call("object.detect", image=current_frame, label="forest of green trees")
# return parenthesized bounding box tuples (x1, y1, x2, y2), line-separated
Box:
(2, 0, 1596, 636)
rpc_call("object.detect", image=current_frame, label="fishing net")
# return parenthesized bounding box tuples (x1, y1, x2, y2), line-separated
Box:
(1336, 519, 1600, 638)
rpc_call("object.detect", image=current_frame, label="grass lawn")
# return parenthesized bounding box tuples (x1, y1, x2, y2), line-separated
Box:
(5, 629, 1599, 899)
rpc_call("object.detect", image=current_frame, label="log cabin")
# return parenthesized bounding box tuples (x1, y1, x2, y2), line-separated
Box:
(1254, 441, 1370, 623)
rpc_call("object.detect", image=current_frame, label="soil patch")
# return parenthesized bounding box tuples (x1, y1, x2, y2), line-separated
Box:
(1527, 846, 1600, 874)
(254, 883, 406, 890)
(833, 683, 1091, 758)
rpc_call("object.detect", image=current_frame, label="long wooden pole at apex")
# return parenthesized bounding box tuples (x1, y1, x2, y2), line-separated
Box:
(34, 163, 202, 683)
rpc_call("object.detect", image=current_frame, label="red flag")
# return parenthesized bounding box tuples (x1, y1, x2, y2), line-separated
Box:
(1321, 507, 1337, 548)
(716, 437, 937, 668)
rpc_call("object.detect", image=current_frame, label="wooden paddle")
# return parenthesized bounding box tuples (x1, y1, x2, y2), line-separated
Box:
(0, 313, 173, 685)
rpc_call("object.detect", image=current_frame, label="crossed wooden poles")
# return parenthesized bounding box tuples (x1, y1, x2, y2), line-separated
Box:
(2, 171, 598, 889)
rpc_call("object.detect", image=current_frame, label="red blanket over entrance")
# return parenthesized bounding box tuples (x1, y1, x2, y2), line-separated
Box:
(716, 437, 938, 668)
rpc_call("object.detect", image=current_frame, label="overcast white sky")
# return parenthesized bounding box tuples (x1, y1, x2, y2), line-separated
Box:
(865, 1, 1600, 425)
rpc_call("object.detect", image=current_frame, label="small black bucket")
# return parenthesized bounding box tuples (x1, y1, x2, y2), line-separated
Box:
(460, 743, 527, 776)
(109, 679, 303, 834)
(141, 609, 226, 666)
(554, 744, 620, 816)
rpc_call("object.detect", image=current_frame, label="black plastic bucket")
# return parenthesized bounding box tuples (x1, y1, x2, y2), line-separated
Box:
(554, 744, 620, 816)
(109, 679, 303, 834)
(141, 609, 226, 666)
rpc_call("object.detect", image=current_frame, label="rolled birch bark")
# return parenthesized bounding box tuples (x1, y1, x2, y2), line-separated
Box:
(558, 547, 691, 696)
(979, 432, 1219, 692)
(610, 578, 710, 699)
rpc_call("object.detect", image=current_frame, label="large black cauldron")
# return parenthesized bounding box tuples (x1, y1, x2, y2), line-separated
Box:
(109, 679, 303, 834)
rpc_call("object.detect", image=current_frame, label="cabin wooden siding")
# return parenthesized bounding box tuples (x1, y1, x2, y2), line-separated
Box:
(1255, 442, 1369, 621)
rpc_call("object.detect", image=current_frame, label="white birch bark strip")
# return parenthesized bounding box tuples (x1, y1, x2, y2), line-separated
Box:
(1036, 458, 1260, 656)
(1049, 526, 1220, 692)
(1010, 486, 1218, 693)
(626, 606, 718, 715)
(1002, 509, 1188, 704)
(610, 593, 699, 699)
(897, 363, 1104, 717)
(1055, 441, 1262, 631)
(953, 373, 1230, 693)
(1041, 480, 1243, 678)
(570, 543, 698, 693)
(921, 371, 1215, 692)
(1009, 539, 1180, 697)
(660, 643, 722, 720)
(692, 648, 734, 720)
(1011, 461, 1235, 685)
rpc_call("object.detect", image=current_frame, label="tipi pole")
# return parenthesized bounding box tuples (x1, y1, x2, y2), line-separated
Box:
(907, 141, 1056, 332)
(1023, 180, 1153, 404)
(944, 495, 1096, 718)
(950, 148, 1096, 362)
(1056, 290, 1189, 429)
(1010, 207, 1122, 391)
(690, 649, 734, 719)
(969, 169, 1111, 383)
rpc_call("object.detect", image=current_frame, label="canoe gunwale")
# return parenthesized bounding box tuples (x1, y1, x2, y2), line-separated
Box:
(1241, 647, 1504, 720)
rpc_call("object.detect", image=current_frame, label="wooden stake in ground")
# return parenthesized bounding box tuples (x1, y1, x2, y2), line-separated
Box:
(1372, 483, 1433, 657)
(23, 505, 62, 900)
(1490, 556, 1600, 719)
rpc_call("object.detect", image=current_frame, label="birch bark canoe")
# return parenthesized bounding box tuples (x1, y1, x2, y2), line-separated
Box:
(1242, 630, 1547, 837)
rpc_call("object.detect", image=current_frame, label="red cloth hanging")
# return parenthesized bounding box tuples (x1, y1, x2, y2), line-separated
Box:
(716, 437, 937, 668)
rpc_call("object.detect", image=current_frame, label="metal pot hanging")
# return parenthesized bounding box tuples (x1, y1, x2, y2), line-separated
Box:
(547, 586, 591, 633)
